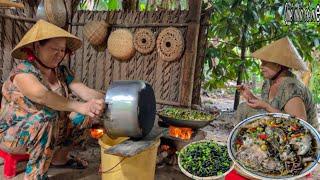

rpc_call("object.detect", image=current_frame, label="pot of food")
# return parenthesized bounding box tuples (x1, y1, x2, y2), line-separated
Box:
(228, 113, 320, 180)
(102, 80, 156, 139)
(157, 107, 217, 129)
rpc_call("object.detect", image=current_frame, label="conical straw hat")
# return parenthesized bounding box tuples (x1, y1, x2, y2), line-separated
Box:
(11, 19, 82, 60)
(251, 37, 307, 71)
(0, 0, 24, 9)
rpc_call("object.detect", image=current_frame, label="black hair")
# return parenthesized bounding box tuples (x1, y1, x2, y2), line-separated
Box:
(38, 38, 72, 54)
(39, 39, 49, 46)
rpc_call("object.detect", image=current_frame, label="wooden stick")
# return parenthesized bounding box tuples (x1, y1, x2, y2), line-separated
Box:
(0, 13, 189, 27)
(70, 22, 189, 27)
(179, 0, 202, 107)
(156, 99, 181, 106)
(156, 99, 202, 110)
(0, 13, 36, 23)
(0, 0, 24, 9)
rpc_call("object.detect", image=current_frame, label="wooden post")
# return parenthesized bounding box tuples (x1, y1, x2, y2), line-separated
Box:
(179, 0, 202, 107)
(192, 9, 212, 105)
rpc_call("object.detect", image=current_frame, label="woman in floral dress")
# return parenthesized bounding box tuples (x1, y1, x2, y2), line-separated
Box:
(0, 20, 105, 179)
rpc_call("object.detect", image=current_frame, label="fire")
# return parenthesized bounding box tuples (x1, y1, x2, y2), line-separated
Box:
(169, 125, 193, 140)
(90, 128, 104, 139)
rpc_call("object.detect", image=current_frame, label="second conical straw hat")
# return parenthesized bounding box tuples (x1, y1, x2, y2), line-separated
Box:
(252, 37, 307, 71)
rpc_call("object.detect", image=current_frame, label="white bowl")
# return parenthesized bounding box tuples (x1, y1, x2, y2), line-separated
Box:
(227, 113, 320, 180)
(178, 140, 234, 180)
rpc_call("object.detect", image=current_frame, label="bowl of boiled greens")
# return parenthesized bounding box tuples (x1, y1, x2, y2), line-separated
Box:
(178, 140, 234, 179)
(157, 107, 218, 129)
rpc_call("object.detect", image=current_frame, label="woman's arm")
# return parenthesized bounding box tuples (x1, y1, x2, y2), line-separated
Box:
(264, 103, 281, 113)
(13, 73, 104, 117)
(247, 97, 307, 121)
(283, 97, 307, 120)
(68, 80, 105, 101)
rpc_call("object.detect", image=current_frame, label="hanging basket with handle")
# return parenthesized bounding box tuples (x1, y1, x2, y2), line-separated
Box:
(36, 0, 66, 27)
(84, 20, 109, 46)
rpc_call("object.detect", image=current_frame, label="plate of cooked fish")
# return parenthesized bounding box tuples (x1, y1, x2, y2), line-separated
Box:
(228, 113, 320, 180)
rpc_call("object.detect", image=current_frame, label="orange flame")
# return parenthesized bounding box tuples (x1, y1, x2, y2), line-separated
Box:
(161, 145, 170, 151)
(90, 128, 104, 139)
(169, 125, 193, 140)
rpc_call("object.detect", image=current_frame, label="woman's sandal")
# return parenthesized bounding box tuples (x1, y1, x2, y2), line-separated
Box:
(51, 154, 88, 169)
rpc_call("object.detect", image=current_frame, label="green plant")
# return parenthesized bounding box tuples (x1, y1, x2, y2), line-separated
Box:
(310, 61, 320, 103)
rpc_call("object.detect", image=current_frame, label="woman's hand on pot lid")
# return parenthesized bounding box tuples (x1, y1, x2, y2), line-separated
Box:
(79, 99, 105, 118)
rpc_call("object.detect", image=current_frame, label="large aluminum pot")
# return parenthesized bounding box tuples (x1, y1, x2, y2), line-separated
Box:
(102, 80, 156, 139)
(228, 113, 320, 180)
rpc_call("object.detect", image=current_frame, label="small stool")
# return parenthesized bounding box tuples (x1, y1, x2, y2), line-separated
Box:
(225, 169, 248, 180)
(0, 149, 29, 178)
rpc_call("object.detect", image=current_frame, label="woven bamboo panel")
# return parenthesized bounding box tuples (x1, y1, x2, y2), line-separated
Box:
(70, 10, 188, 104)
(2, 10, 14, 82)
(0, 12, 4, 82)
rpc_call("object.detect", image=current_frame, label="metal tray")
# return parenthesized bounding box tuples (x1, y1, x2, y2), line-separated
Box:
(157, 113, 214, 129)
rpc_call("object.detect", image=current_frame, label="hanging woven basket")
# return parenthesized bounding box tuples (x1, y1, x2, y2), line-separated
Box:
(156, 27, 185, 62)
(36, 0, 66, 27)
(107, 29, 136, 61)
(133, 28, 156, 54)
(84, 21, 109, 46)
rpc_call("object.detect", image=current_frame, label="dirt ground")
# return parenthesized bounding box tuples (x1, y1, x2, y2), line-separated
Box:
(1, 96, 320, 179)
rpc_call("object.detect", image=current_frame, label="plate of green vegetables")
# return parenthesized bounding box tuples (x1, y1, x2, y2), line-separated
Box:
(178, 140, 234, 179)
(157, 107, 218, 128)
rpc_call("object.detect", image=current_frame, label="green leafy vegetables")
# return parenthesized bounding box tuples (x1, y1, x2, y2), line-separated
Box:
(179, 141, 232, 177)
(159, 107, 214, 121)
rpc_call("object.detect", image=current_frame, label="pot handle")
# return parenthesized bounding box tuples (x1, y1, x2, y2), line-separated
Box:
(104, 101, 112, 110)
(102, 102, 111, 119)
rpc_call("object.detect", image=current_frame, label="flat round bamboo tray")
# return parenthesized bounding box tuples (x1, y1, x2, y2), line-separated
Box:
(45, 0, 66, 27)
(133, 28, 155, 54)
(156, 27, 184, 62)
(178, 140, 234, 180)
(107, 29, 136, 61)
(84, 21, 109, 46)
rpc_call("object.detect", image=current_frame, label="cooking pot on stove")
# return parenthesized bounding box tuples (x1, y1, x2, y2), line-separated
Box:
(102, 80, 156, 139)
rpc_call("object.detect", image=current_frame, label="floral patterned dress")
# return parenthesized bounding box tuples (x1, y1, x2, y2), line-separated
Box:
(235, 73, 319, 130)
(0, 60, 90, 180)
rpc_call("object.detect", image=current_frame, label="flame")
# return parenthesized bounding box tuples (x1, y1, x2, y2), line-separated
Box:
(90, 128, 104, 139)
(161, 145, 170, 151)
(169, 125, 193, 140)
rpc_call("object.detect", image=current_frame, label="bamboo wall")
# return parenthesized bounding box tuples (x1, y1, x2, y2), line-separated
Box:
(0, 0, 211, 107)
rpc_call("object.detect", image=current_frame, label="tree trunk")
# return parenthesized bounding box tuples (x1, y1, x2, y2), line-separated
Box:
(233, 24, 247, 110)
(122, 0, 136, 10)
